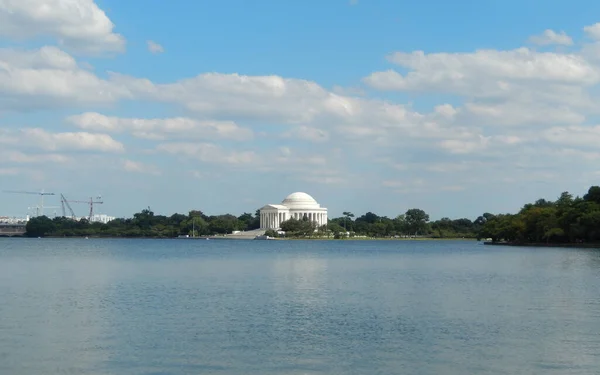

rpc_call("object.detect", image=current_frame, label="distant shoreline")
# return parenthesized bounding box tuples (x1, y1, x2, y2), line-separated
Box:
(483, 241, 600, 249)
(3, 235, 479, 241)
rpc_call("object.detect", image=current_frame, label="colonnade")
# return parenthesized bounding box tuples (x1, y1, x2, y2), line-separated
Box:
(260, 211, 328, 229)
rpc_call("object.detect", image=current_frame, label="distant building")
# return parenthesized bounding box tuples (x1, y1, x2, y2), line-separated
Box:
(92, 214, 116, 224)
(0, 216, 29, 224)
(259, 192, 328, 230)
(75, 214, 116, 224)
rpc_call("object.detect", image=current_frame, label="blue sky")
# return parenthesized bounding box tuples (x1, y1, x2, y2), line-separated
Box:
(2, 0, 600, 221)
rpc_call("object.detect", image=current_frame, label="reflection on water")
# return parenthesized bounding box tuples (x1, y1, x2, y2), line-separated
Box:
(0, 239, 599, 374)
(272, 255, 329, 305)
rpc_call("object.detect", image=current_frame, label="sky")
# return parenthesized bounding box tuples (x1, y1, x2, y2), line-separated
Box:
(2, 0, 600, 220)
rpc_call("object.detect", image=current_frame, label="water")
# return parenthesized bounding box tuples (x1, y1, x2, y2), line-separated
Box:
(1, 239, 599, 375)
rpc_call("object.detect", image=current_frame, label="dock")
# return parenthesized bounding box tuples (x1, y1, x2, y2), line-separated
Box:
(178, 229, 267, 240)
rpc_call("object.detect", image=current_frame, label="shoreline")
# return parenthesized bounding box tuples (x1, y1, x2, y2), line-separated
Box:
(3, 235, 478, 241)
(483, 241, 600, 249)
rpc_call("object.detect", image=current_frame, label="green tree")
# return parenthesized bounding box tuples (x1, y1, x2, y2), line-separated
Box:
(405, 208, 430, 236)
(280, 218, 317, 237)
(25, 216, 56, 237)
(208, 215, 240, 234)
(584, 186, 600, 204)
(342, 211, 354, 231)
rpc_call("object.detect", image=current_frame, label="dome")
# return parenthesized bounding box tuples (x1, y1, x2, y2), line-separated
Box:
(282, 192, 320, 208)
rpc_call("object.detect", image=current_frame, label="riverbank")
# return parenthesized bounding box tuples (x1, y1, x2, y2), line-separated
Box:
(5, 235, 479, 241)
(284, 237, 477, 241)
(484, 241, 600, 248)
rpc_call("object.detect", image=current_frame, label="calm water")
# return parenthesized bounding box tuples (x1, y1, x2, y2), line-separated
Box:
(1, 239, 599, 374)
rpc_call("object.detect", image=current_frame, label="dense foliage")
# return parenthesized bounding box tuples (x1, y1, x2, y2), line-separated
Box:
(26, 206, 484, 239)
(25, 209, 261, 238)
(325, 208, 482, 239)
(479, 186, 600, 244)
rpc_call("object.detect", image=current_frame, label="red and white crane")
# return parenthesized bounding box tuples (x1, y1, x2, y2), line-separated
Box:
(61, 195, 104, 221)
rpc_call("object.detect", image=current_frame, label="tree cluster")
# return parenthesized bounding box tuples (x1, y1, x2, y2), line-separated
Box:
(25, 204, 486, 239)
(25, 209, 261, 238)
(325, 208, 482, 238)
(479, 186, 600, 244)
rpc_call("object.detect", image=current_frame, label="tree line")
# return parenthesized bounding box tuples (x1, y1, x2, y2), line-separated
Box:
(25, 206, 483, 239)
(25, 209, 261, 238)
(26, 186, 600, 242)
(478, 186, 600, 244)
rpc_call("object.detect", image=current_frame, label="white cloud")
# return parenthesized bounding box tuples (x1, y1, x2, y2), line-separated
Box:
(0, 167, 20, 175)
(363, 42, 600, 135)
(272, 149, 349, 185)
(110, 72, 333, 123)
(556, 148, 600, 161)
(364, 48, 598, 94)
(109, 71, 446, 146)
(425, 162, 477, 173)
(0, 150, 70, 163)
(282, 126, 329, 142)
(382, 180, 406, 188)
(156, 142, 257, 165)
(122, 159, 161, 175)
(331, 85, 365, 96)
(0, 46, 77, 69)
(382, 179, 427, 193)
(0, 128, 124, 153)
(461, 101, 586, 126)
(302, 174, 347, 185)
(543, 125, 600, 148)
(438, 136, 491, 154)
(529, 29, 573, 46)
(67, 112, 254, 141)
(584, 23, 600, 40)
(0, 47, 131, 111)
(147, 40, 164, 54)
(440, 185, 466, 192)
(273, 150, 327, 166)
(0, 0, 125, 55)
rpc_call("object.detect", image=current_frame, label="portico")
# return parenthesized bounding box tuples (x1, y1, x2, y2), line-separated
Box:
(260, 192, 328, 230)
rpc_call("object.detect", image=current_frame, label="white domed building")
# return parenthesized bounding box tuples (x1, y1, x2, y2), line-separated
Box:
(260, 192, 328, 230)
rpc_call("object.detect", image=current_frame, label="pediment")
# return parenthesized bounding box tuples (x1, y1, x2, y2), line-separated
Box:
(260, 204, 289, 211)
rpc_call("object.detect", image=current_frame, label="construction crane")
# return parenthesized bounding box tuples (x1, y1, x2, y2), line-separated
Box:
(2, 190, 55, 217)
(64, 196, 103, 221)
(60, 194, 77, 220)
(28, 205, 60, 218)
